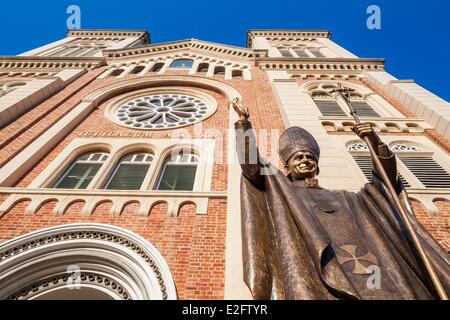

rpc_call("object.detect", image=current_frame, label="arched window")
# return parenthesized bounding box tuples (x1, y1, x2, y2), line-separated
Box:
(53, 152, 109, 189)
(129, 65, 145, 74)
(278, 48, 292, 57)
(197, 63, 209, 73)
(308, 48, 326, 58)
(308, 83, 380, 118)
(156, 152, 199, 191)
(105, 152, 153, 190)
(347, 142, 410, 187)
(293, 47, 309, 58)
(170, 59, 194, 68)
(151, 63, 164, 72)
(214, 66, 225, 76)
(232, 70, 243, 79)
(391, 143, 450, 188)
(109, 69, 124, 77)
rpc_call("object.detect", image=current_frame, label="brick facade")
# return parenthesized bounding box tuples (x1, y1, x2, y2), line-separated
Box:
(0, 30, 448, 300)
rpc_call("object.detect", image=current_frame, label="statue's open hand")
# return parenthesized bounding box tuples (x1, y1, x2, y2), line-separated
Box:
(353, 123, 375, 139)
(232, 97, 249, 121)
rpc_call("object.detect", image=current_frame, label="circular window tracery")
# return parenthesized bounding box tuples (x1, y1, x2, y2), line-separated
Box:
(114, 93, 211, 130)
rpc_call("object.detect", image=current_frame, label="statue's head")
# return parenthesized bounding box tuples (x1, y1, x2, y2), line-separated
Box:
(279, 127, 320, 180)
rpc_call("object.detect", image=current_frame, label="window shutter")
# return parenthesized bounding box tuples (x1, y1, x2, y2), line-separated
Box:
(400, 157, 450, 188)
(294, 49, 309, 58)
(157, 165, 197, 191)
(353, 156, 410, 187)
(106, 163, 150, 190)
(279, 49, 292, 57)
(352, 102, 380, 117)
(315, 100, 346, 116)
(55, 163, 101, 189)
(310, 50, 325, 58)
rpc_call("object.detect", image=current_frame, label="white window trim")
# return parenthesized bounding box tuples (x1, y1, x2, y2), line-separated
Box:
(304, 81, 405, 118)
(29, 138, 216, 193)
(343, 137, 450, 189)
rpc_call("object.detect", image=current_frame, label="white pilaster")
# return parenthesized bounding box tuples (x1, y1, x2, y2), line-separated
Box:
(138, 62, 155, 76)
(157, 60, 172, 74)
(206, 63, 216, 77)
(224, 66, 233, 80)
(189, 60, 200, 75)
(117, 64, 136, 78)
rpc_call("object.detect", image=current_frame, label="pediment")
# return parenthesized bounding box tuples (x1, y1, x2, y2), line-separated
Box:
(103, 39, 265, 65)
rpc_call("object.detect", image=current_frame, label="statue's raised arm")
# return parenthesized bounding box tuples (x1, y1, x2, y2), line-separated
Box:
(353, 123, 401, 192)
(232, 98, 266, 189)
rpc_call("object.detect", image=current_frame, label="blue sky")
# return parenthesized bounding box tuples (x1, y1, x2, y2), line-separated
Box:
(0, 0, 448, 101)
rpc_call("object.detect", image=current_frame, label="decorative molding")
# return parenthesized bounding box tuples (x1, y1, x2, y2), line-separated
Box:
(246, 30, 331, 47)
(0, 223, 177, 300)
(67, 30, 149, 41)
(103, 39, 258, 60)
(8, 271, 131, 300)
(0, 56, 106, 71)
(257, 58, 385, 71)
(0, 188, 227, 216)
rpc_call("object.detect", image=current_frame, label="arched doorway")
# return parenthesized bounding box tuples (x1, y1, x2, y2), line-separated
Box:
(0, 223, 177, 300)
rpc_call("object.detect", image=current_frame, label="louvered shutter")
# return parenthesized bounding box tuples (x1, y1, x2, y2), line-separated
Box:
(352, 102, 380, 117)
(353, 156, 410, 187)
(294, 49, 309, 58)
(400, 157, 450, 188)
(315, 100, 346, 116)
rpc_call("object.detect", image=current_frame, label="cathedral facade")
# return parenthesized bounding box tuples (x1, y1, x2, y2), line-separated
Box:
(0, 29, 448, 300)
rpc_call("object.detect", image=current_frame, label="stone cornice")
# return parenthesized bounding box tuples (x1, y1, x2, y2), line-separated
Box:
(0, 56, 106, 70)
(256, 57, 385, 71)
(103, 39, 260, 61)
(247, 29, 331, 47)
(67, 29, 150, 42)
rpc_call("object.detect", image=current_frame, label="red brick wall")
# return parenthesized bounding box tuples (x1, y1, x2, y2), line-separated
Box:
(411, 200, 450, 251)
(0, 198, 227, 299)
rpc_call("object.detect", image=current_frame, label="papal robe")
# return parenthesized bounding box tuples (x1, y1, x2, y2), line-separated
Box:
(235, 120, 450, 300)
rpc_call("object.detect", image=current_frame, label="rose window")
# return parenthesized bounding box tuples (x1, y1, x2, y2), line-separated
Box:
(115, 93, 210, 129)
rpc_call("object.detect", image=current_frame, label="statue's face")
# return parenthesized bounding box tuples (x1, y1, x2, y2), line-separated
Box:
(286, 150, 318, 180)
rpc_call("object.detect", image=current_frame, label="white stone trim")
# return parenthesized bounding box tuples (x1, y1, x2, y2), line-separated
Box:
(19, 37, 75, 57)
(0, 223, 177, 300)
(0, 68, 87, 127)
(28, 138, 216, 194)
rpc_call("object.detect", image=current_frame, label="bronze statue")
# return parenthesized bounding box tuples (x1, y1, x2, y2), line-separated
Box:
(232, 97, 450, 300)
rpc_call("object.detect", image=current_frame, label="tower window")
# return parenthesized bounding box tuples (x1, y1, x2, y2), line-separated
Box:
(351, 101, 380, 118)
(400, 157, 450, 188)
(197, 63, 209, 73)
(314, 100, 346, 116)
(278, 48, 292, 57)
(170, 59, 194, 68)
